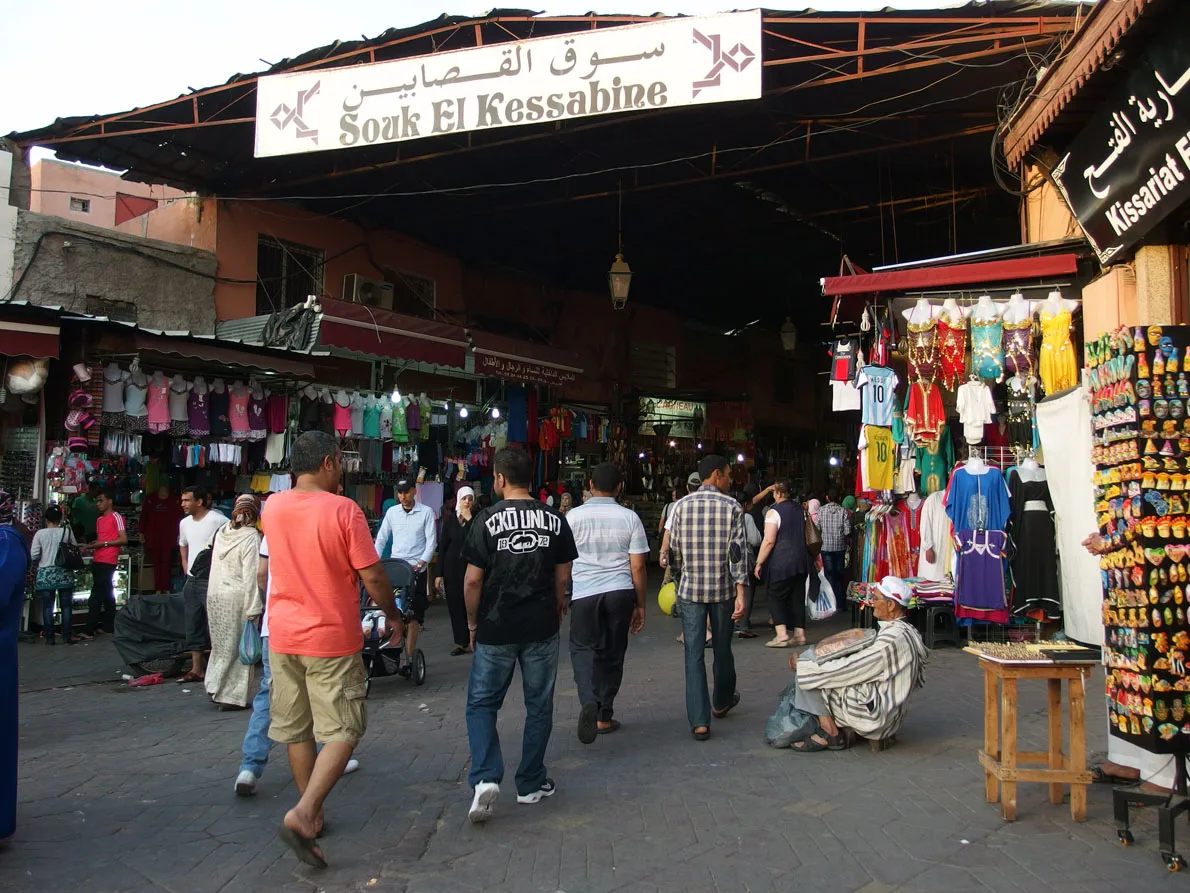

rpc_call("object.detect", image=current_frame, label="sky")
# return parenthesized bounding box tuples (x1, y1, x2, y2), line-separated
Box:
(0, 0, 982, 135)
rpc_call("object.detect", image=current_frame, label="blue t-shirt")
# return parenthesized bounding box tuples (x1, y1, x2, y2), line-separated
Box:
(857, 365, 899, 427)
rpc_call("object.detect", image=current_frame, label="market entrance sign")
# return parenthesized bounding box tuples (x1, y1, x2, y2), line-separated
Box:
(1051, 15, 1190, 264)
(254, 11, 762, 158)
(477, 353, 577, 388)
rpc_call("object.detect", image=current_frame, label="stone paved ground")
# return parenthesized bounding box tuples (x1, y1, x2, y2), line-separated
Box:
(4, 593, 1187, 893)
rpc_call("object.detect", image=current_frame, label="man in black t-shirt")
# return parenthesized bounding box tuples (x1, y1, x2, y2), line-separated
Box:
(461, 447, 578, 824)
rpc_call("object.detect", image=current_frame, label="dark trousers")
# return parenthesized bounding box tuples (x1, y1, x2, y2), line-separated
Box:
(40, 588, 73, 642)
(677, 599, 737, 729)
(444, 579, 469, 648)
(568, 589, 636, 722)
(87, 562, 116, 634)
(767, 573, 807, 630)
(735, 579, 757, 631)
(148, 539, 173, 593)
(821, 551, 846, 604)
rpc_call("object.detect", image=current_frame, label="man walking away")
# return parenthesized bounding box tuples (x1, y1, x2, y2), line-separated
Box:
(668, 455, 748, 741)
(86, 489, 127, 636)
(462, 447, 577, 823)
(374, 477, 437, 676)
(264, 432, 404, 868)
(177, 487, 228, 682)
(816, 490, 850, 605)
(566, 463, 649, 743)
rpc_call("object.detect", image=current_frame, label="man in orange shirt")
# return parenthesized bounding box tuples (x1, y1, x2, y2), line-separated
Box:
(263, 431, 404, 869)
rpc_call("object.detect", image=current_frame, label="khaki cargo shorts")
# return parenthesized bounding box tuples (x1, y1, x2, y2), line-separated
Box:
(268, 651, 368, 746)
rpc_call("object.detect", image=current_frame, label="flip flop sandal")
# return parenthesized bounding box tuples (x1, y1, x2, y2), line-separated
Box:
(1091, 766, 1138, 785)
(596, 720, 622, 735)
(712, 692, 741, 719)
(176, 672, 203, 684)
(736, 629, 758, 638)
(789, 734, 833, 752)
(765, 638, 792, 648)
(278, 825, 328, 868)
(692, 727, 710, 741)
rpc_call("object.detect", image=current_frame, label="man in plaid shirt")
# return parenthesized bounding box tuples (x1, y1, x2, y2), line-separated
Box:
(816, 491, 851, 604)
(668, 454, 748, 740)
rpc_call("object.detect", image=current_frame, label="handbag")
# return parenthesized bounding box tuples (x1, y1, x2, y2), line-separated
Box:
(238, 619, 263, 665)
(804, 510, 823, 557)
(54, 527, 86, 571)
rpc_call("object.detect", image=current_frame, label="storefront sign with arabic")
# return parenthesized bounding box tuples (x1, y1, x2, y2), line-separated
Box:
(255, 11, 761, 157)
(478, 353, 577, 387)
(1052, 16, 1190, 264)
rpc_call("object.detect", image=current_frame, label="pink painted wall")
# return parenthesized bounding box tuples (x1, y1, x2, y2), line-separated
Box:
(114, 196, 217, 250)
(30, 159, 188, 229)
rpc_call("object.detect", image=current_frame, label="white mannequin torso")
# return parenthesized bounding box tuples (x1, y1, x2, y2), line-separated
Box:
(971, 295, 1001, 323)
(1002, 293, 1035, 325)
(903, 299, 939, 325)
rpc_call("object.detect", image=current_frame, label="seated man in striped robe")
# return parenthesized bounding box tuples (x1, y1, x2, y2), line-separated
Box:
(786, 576, 927, 752)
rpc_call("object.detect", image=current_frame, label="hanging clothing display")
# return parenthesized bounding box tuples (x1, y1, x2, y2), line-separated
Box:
(905, 381, 945, 444)
(917, 491, 953, 581)
(906, 320, 938, 384)
(956, 380, 995, 445)
(831, 380, 861, 412)
(858, 425, 894, 491)
(971, 319, 1005, 381)
(856, 365, 899, 426)
(1007, 467, 1060, 620)
(896, 495, 924, 571)
(1003, 318, 1036, 379)
(830, 337, 861, 382)
(915, 423, 955, 496)
(1040, 307, 1078, 395)
(944, 463, 1010, 533)
(937, 314, 967, 391)
(954, 528, 1010, 623)
(209, 382, 231, 438)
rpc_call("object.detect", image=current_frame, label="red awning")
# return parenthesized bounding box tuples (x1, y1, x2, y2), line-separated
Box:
(821, 253, 1080, 297)
(317, 298, 468, 368)
(469, 331, 583, 387)
(0, 319, 59, 358)
(133, 333, 314, 378)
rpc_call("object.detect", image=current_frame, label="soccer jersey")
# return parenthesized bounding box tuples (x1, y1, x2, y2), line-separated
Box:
(830, 338, 861, 382)
(859, 425, 895, 491)
(856, 365, 899, 427)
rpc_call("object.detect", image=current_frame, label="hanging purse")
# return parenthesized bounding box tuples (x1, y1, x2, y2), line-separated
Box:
(804, 510, 823, 557)
(55, 527, 86, 571)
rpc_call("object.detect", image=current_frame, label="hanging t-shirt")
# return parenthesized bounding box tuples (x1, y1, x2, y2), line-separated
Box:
(956, 380, 996, 444)
(831, 380, 861, 412)
(830, 337, 861, 382)
(392, 398, 409, 443)
(856, 365, 899, 427)
(858, 425, 895, 491)
(460, 499, 579, 645)
(905, 381, 945, 444)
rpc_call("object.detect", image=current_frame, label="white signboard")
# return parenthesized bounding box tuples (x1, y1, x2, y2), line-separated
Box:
(638, 397, 705, 439)
(255, 11, 762, 158)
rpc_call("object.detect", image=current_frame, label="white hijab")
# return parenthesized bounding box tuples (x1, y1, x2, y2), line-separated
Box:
(456, 486, 475, 521)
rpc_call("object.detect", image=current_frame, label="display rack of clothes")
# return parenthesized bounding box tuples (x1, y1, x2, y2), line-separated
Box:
(1007, 460, 1059, 620)
(945, 456, 1011, 624)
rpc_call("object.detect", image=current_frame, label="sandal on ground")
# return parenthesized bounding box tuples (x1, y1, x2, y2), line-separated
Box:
(736, 628, 758, 638)
(790, 729, 850, 752)
(176, 671, 203, 684)
(790, 633, 807, 646)
(712, 691, 741, 719)
(596, 720, 621, 735)
(1091, 765, 1138, 785)
(765, 637, 792, 648)
(277, 825, 328, 868)
(692, 726, 710, 741)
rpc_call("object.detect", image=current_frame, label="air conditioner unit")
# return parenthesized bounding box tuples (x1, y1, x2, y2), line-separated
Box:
(343, 273, 394, 310)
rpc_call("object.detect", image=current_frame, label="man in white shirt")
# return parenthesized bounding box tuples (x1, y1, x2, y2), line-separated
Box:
(177, 486, 228, 682)
(565, 463, 649, 743)
(375, 478, 437, 675)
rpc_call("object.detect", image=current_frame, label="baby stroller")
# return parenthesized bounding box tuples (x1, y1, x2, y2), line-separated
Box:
(360, 558, 426, 695)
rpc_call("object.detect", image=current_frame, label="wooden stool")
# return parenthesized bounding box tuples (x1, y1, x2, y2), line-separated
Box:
(973, 652, 1095, 822)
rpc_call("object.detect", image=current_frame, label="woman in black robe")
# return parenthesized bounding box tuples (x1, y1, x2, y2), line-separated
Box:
(436, 486, 476, 655)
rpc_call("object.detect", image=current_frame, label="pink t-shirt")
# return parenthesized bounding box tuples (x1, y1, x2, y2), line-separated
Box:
(262, 490, 380, 658)
(94, 511, 125, 565)
(146, 381, 170, 432)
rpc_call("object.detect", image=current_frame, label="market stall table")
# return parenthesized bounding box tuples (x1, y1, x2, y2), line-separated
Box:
(968, 646, 1096, 822)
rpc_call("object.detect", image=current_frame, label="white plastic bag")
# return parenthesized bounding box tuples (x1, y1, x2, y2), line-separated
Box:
(806, 571, 837, 622)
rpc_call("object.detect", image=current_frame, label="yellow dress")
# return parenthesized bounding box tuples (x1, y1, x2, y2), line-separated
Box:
(1039, 309, 1077, 395)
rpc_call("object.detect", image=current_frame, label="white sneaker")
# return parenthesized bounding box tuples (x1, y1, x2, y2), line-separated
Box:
(234, 770, 257, 797)
(517, 779, 556, 804)
(469, 781, 500, 823)
(342, 759, 360, 776)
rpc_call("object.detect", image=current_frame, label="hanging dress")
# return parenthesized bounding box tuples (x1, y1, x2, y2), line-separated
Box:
(102, 367, 129, 428)
(188, 388, 211, 437)
(905, 381, 945, 445)
(168, 379, 191, 436)
(944, 464, 1011, 532)
(1007, 469, 1061, 620)
(937, 313, 967, 390)
(229, 387, 251, 441)
(971, 318, 1005, 381)
(210, 385, 231, 438)
(1039, 308, 1077, 395)
(906, 319, 938, 384)
(916, 422, 955, 496)
(954, 528, 1010, 623)
(1003, 317, 1036, 379)
(146, 378, 171, 434)
(124, 378, 148, 432)
(247, 393, 268, 441)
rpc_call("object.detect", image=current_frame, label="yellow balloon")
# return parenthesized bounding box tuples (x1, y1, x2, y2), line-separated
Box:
(658, 582, 677, 617)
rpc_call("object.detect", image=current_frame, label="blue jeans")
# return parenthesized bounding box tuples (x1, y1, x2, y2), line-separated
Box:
(466, 634, 559, 796)
(821, 551, 846, 606)
(240, 636, 274, 777)
(39, 588, 72, 642)
(678, 599, 737, 729)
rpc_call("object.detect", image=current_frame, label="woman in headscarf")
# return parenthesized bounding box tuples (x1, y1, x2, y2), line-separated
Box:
(0, 489, 30, 840)
(559, 491, 574, 515)
(204, 494, 263, 709)
(436, 486, 475, 656)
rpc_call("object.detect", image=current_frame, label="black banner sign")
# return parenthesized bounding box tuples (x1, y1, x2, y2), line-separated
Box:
(1052, 16, 1190, 265)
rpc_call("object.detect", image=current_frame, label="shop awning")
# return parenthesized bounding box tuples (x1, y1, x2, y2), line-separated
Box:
(317, 299, 469, 368)
(821, 253, 1081, 297)
(133, 333, 315, 378)
(0, 319, 59, 358)
(469, 331, 583, 388)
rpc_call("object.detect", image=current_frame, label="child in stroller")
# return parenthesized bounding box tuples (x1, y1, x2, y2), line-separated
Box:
(360, 558, 426, 692)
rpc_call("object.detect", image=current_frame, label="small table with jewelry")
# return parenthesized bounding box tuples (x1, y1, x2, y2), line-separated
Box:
(967, 643, 1099, 822)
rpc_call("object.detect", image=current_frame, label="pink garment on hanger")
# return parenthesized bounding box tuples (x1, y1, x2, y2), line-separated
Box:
(146, 381, 171, 433)
(333, 403, 352, 438)
(229, 387, 251, 439)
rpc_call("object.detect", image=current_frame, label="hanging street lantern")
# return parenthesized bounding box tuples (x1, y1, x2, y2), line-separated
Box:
(608, 253, 632, 310)
(780, 317, 798, 353)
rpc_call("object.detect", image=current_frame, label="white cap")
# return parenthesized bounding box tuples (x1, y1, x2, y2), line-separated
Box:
(874, 576, 913, 606)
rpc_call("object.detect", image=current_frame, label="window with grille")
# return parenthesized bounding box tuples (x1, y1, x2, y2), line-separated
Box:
(68, 197, 91, 213)
(631, 341, 677, 391)
(255, 236, 325, 315)
(383, 268, 436, 319)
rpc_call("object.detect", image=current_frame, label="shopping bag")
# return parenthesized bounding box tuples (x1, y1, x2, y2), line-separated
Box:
(764, 679, 819, 748)
(806, 571, 838, 622)
(237, 619, 263, 665)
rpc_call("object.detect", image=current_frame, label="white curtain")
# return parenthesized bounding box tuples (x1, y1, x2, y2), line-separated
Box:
(1034, 384, 1103, 646)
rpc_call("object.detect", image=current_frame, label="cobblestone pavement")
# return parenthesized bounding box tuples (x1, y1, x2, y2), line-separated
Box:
(4, 595, 1186, 893)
